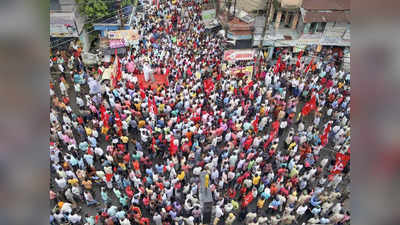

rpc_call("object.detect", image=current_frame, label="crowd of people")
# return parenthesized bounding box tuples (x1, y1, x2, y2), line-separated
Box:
(49, 0, 351, 225)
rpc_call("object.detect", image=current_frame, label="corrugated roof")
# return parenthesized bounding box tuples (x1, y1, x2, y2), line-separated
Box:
(303, 11, 350, 23)
(302, 0, 350, 10)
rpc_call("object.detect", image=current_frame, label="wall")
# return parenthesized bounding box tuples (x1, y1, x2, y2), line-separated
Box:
(323, 22, 348, 38)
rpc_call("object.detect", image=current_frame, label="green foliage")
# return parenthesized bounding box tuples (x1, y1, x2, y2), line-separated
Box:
(121, 0, 133, 7)
(76, 0, 110, 22)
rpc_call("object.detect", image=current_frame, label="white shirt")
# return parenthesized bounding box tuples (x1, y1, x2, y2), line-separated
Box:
(55, 177, 67, 189)
(215, 205, 224, 218)
(120, 218, 131, 225)
(297, 205, 308, 215)
(69, 214, 82, 223)
(94, 147, 104, 156)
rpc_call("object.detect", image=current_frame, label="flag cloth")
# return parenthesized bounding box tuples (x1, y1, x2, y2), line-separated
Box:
(331, 153, 350, 174)
(148, 98, 153, 114)
(274, 55, 281, 74)
(242, 191, 254, 207)
(252, 116, 259, 133)
(301, 94, 317, 116)
(309, 94, 317, 111)
(114, 110, 123, 129)
(296, 50, 303, 68)
(203, 78, 214, 95)
(272, 120, 280, 133)
(305, 58, 314, 74)
(320, 122, 332, 146)
(152, 96, 158, 115)
(100, 104, 106, 121)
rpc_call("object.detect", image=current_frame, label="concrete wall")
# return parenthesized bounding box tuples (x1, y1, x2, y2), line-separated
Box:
(323, 22, 348, 38)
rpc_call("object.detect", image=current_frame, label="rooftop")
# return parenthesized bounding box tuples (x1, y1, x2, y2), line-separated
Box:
(302, 10, 350, 23)
(302, 0, 350, 10)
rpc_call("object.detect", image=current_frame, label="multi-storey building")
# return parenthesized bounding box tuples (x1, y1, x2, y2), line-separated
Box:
(216, 0, 350, 57)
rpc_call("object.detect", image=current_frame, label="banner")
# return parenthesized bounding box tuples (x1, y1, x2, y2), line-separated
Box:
(108, 30, 140, 45)
(224, 49, 256, 62)
(109, 39, 126, 49)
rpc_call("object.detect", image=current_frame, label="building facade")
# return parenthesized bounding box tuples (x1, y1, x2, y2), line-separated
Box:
(216, 0, 350, 54)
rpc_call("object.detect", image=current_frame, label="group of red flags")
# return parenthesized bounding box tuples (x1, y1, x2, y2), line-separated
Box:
(273, 50, 314, 75)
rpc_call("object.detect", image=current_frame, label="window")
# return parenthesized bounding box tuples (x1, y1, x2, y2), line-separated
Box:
(316, 22, 327, 33)
(272, 11, 278, 23)
(309, 22, 318, 33)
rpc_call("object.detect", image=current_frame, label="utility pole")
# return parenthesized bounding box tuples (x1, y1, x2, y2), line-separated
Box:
(116, 0, 124, 29)
(254, 0, 272, 77)
(233, 0, 237, 19)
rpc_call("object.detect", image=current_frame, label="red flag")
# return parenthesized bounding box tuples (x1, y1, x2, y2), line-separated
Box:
(309, 94, 317, 111)
(216, 73, 222, 81)
(274, 55, 281, 74)
(103, 112, 110, 128)
(140, 90, 146, 99)
(301, 94, 316, 116)
(203, 78, 214, 95)
(320, 122, 332, 146)
(264, 129, 278, 149)
(331, 153, 350, 174)
(151, 137, 156, 153)
(114, 110, 122, 129)
(296, 51, 303, 68)
(100, 104, 106, 121)
(272, 120, 280, 133)
(139, 81, 145, 91)
(252, 116, 259, 133)
(242, 191, 254, 207)
(301, 103, 311, 116)
(152, 96, 158, 115)
(304, 58, 314, 74)
(148, 98, 153, 114)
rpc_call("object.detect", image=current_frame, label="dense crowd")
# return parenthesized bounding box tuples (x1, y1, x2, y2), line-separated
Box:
(49, 0, 351, 225)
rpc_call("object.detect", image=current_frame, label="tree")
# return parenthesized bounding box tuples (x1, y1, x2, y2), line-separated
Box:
(76, 0, 110, 23)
